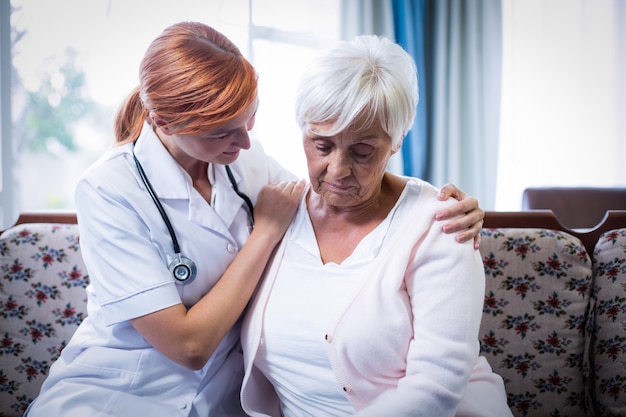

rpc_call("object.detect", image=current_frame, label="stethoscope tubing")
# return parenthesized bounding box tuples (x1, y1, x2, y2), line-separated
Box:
(132, 142, 183, 254)
(131, 140, 255, 284)
(225, 165, 255, 226)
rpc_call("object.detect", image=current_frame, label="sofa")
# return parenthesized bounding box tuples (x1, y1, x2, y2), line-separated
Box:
(480, 210, 626, 417)
(1, 210, 625, 417)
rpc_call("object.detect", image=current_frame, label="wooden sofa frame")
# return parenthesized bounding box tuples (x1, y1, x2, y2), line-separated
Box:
(10, 209, 626, 255)
(484, 209, 626, 254)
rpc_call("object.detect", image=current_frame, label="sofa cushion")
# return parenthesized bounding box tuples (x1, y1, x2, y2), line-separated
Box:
(0, 223, 88, 416)
(591, 228, 626, 417)
(479, 228, 593, 417)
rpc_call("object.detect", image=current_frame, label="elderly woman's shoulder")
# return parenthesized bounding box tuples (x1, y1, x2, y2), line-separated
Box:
(403, 177, 457, 208)
(404, 177, 438, 196)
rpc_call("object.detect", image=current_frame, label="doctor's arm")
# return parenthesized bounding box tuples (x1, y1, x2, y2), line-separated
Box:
(131, 180, 306, 370)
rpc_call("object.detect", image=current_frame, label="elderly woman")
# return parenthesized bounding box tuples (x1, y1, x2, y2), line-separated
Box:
(240, 35, 511, 417)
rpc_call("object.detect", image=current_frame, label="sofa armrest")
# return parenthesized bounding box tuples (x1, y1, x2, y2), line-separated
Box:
(0, 222, 87, 415)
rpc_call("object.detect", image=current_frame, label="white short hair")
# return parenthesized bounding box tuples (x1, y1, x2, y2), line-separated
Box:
(295, 35, 418, 150)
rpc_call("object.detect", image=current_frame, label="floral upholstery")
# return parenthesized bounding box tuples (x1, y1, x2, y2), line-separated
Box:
(479, 228, 593, 417)
(591, 228, 626, 417)
(0, 224, 88, 417)
(0, 221, 624, 417)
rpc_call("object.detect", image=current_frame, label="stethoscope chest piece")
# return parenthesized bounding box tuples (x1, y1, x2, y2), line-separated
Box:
(169, 254, 197, 285)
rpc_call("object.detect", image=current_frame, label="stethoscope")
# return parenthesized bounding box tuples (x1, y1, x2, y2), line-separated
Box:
(132, 141, 254, 285)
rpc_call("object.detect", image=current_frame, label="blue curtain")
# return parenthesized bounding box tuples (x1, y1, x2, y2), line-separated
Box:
(391, 0, 502, 209)
(392, 0, 429, 180)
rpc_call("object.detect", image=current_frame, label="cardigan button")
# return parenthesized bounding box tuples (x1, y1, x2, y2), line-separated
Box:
(342, 385, 351, 392)
(324, 334, 332, 342)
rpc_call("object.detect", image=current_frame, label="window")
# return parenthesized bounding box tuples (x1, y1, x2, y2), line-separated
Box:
(1, 0, 341, 228)
(249, 0, 341, 179)
(496, 0, 626, 209)
(6, 1, 621, 223)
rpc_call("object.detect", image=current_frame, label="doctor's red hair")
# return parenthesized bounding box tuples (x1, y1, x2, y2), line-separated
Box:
(115, 21, 258, 143)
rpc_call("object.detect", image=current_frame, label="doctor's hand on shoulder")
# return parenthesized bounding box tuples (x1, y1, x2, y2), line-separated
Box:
(131, 179, 306, 371)
(253, 179, 307, 244)
(437, 183, 485, 249)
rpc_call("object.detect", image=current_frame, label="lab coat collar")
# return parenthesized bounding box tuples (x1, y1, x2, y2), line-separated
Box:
(132, 122, 193, 200)
(132, 121, 245, 237)
(210, 162, 249, 232)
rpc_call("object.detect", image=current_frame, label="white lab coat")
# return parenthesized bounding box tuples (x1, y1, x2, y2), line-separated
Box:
(25, 122, 295, 417)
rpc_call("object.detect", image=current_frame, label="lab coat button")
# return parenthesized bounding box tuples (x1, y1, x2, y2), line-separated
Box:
(226, 243, 235, 253)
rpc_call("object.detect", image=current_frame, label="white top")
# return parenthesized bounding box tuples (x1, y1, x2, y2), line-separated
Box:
(241, 179, 511, 417)
(256, 186, 404, 416)
(25, 122, 294, 417)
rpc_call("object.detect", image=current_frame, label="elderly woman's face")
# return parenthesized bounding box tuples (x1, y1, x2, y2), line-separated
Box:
(303, 117, 396, 209)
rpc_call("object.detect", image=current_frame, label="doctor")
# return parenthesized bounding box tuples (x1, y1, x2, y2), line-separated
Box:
(25, 22, 485, 416)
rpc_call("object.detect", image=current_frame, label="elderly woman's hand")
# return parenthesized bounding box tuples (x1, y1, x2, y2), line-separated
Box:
(435, 183, 484, 249)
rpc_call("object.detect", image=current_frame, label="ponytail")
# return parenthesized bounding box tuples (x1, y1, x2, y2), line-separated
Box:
(114, 86, 148, 144)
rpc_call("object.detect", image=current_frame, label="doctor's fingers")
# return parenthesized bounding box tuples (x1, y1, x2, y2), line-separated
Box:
(275, 179, 307, 194)
(260, 179, 306, 197)
(254, 180, 306, 218)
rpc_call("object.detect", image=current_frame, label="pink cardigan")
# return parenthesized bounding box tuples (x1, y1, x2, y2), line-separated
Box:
(240, 180, 510, 417)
